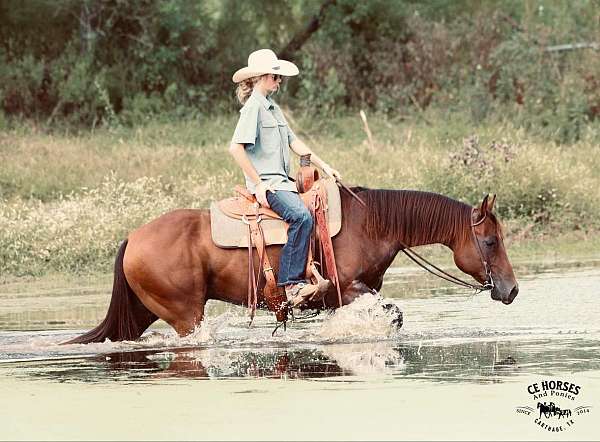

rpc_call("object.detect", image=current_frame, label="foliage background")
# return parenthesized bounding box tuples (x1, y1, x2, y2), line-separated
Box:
(1, 0, 599, 141)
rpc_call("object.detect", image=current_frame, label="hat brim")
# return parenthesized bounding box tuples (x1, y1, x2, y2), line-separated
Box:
(232, 60, 299, 83)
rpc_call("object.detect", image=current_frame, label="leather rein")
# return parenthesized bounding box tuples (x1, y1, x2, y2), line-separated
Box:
(337, 179, 494, 293)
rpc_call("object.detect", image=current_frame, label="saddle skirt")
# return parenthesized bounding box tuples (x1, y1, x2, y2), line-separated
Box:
(210, 178, 342, 248)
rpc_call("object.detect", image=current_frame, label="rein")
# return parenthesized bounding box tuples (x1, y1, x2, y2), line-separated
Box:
(337, 181, 493, 293)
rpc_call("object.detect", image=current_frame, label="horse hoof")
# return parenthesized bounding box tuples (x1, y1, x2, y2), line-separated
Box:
(382, 302, 403, 329)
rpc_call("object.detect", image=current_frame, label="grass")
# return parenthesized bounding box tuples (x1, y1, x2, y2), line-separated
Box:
(1, 108, 599, 276)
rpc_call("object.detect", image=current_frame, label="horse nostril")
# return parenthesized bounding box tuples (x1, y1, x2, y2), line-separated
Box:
(510, 285, 519, 298)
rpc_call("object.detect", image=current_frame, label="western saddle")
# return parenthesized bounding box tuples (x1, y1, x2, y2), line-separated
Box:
(211, 157, 342, 324)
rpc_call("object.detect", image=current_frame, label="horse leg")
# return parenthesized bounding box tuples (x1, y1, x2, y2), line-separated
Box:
(168, 299, 206, 337)
(127, 279, 208, 338)
(341, 280, 403, 329)
(137, 285, 207, 337)
(341, 280, 377, 304)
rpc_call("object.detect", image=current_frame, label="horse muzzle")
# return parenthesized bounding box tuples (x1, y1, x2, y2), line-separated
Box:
(491, 283, 519, 305)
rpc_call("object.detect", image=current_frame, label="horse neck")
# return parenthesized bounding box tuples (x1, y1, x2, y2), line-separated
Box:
(360, 189, 473, 251)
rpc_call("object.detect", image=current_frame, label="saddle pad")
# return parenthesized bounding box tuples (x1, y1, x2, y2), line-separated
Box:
(210, 178, 342, 248)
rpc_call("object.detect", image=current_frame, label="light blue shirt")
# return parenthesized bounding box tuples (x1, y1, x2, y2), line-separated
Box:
(231, 89, 297, 194)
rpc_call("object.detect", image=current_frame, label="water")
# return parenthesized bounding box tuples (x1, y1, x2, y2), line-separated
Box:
(1, 261, 599, 440)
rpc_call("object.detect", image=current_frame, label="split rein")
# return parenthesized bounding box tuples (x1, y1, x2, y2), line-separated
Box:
(338, 180, 494, 295)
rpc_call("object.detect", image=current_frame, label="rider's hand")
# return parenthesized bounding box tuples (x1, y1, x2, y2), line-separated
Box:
(323, 164, 342, 180)
(255, 181, 275, 208)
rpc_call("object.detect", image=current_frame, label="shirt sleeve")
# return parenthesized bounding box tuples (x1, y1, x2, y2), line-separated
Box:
(231, 103, 259, 149)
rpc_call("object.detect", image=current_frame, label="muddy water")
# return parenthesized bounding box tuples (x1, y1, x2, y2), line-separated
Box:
(1, 260, 599, 440)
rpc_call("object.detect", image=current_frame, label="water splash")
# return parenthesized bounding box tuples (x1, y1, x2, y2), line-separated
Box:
(317, 294, 400, 341)
(0, 312, 242, 362)
(139, 311, 235, 347)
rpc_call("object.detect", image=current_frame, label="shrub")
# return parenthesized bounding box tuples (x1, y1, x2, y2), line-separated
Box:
(423, 134, 599, 231)
(0, 173, 223, 276)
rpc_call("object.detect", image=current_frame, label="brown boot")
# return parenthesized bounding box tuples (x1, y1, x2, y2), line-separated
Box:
(285, 282, 320, 307)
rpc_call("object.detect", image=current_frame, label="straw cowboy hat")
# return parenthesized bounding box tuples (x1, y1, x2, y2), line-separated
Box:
(232, 49, 299, 83)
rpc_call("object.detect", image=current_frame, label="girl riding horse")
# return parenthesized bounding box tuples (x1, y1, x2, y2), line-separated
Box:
(228, 48, 341, 303)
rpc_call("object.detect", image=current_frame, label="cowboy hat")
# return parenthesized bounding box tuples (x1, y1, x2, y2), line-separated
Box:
(232, 49, 299, 83)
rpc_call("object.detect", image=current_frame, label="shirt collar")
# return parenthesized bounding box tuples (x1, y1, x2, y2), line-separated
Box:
(250, 89, 274, 110)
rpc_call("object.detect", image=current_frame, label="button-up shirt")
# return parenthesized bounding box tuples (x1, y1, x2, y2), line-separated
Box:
(231, 89, 297, 194)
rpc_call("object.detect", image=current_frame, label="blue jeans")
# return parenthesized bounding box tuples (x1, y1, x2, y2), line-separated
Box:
(266, 190, 313, 286)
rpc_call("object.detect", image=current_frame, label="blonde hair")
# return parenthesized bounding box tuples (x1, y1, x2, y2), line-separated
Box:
(235, 76, 262, 105)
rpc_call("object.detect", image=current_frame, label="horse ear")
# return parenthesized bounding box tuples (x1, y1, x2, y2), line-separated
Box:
(488, 194, 497, 213)
(480, 193, 490, 214)
(472, 194, 489, 224)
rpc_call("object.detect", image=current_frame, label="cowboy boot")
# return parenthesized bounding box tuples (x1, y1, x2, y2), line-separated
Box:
(285, 282, 320, 307)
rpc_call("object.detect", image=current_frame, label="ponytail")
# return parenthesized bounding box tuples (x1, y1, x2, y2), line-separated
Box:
(236, 76, 262, 105)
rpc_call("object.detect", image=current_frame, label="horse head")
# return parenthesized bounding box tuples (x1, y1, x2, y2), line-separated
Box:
(453, 194, 519, 305)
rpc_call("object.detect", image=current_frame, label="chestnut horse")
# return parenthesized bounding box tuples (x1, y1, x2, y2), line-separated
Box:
(66, 188, 518, 344)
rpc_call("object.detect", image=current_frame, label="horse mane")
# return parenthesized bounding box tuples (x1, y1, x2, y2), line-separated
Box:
(353, 187, 473, 246)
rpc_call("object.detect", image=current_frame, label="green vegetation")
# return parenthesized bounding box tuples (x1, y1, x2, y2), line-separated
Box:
(1, 113, 599, 276)
(1, 1, 599, 143)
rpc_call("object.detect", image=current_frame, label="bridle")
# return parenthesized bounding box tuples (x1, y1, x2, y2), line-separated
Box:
(469, 209, 495, 292)
(339, 182, 494, 294)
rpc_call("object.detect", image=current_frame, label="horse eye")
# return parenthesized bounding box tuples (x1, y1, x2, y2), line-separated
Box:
(484, 237, 497, 247)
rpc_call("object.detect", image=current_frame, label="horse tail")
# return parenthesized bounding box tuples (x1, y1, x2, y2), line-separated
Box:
(63, 239, 158, 344)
